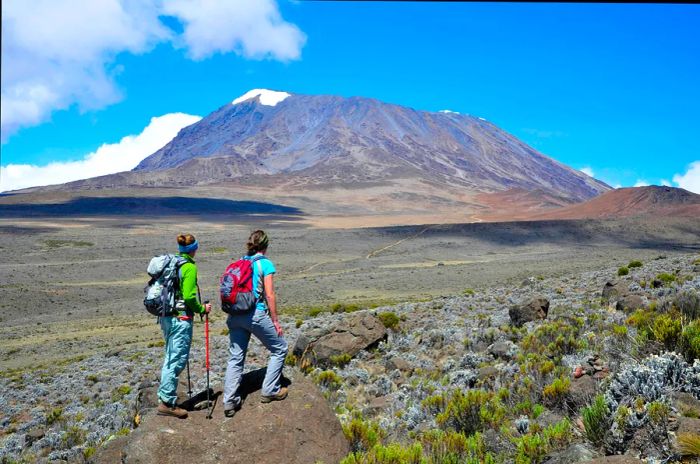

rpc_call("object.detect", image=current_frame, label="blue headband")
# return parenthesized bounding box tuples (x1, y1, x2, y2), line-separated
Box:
(179, 240, 199, 254)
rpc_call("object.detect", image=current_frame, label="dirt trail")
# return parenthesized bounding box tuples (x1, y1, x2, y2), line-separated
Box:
(366, 225, 436, 259)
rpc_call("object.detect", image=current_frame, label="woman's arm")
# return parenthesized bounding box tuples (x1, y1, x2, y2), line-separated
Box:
(263, 274, 282, 336)
(180, 263, 205, 314)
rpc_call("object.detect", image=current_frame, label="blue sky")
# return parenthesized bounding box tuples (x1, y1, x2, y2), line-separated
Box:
(2, 1, 699, 192)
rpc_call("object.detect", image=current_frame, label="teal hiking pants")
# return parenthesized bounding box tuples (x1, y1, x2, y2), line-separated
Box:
(158, 317, 193, 406)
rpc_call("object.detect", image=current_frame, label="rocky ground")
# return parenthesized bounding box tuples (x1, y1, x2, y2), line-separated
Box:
(1, 252, 699, 463)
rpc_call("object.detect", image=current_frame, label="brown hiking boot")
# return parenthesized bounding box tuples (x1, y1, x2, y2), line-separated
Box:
(157, 402, 188, 418)
(260, 387, 288, 403)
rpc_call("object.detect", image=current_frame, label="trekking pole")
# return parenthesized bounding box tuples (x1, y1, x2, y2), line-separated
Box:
(205, 310, 212, 419)
(186, 361, 193, 400)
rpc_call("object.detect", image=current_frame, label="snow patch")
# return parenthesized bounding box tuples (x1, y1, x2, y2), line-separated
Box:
(439, 109, 459, 114)
(232, 89, 291, 107)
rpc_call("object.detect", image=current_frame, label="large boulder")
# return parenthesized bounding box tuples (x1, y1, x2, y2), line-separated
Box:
(293, 312, 387, 368)
(602, 281, 629, 303)
(95, 369, 349, 464)
(615, 295, 645, 314)
(509, 296, 549, 327)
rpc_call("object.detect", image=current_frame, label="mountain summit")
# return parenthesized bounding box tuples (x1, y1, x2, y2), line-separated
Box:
(133, 90, 609, 202)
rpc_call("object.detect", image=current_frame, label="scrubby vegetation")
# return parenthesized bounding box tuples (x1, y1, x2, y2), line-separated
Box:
(378, 312, 400, 330)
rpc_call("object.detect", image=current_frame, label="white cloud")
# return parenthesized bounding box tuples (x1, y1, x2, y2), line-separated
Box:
(579, 167, 594, 177)
(163, 0, 306, 61)
(1, 0, 169, 140)
(634, 180, 650, 187)
(672, 160, 700, 194)
(660, 179, 671, 187)
(1, 0, 305, 140)
(0, 113, 201, 192)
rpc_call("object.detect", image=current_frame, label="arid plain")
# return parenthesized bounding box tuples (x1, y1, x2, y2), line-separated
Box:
(1, 209, 698, 375)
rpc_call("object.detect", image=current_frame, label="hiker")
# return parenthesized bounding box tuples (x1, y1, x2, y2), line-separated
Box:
(223, 230, 289, 417)
(157, 233, 212, 418)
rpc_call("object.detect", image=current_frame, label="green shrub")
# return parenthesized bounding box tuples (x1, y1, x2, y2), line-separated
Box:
(617, 267, 629, 276)
(285, 353, 298, 366)
(434, 389, 505, 436)
(82, 447, 97, 459)
(378, 312, 400, 330)
(112, 385, 132, 401)
(582, 394, 610, 446)
(681, 320, 700, 361)
(612, 324, 628, 337)
(316, 370, 342, 389)
(647, 400, 670, 425)
(513, 419, 571, 464)
(220, 328, 230, 336)
(677, 432, 700, 458)
(147, 339, 165, 348)
(421, 430, 495, 463)
(542, 377, 570, 407)
(46, 407, 64, 425)
(650, 313, 682, 350)
(628, 260, 643, 268)
(296, 319, 304, 329)
(343, 417, 383, 453)
(308, 307, 325, 317)
(341, 442, 423, 464)
(330, 353, 352, 367)
(62, 425, 87, 447)
(331, 303, 362, 314)
(628, 309, 683, 351)
(463, 288, 475, 296)
(656, 273, 676, 286)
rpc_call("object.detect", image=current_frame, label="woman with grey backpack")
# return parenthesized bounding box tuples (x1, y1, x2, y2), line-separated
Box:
(220, 230, 289, 418)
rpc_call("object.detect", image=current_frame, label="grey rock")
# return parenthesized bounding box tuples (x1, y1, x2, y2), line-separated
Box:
(602, 281, 629, 302)
(488, 340, 519, 360)
(543, 443, 601, 463)
(509, 296, 549, 327)
(615, 295, 645, 313)
(292, 312, 387, 368)
(24, 428, 45, 447)
(568, 375, 598, 409)
(677, 416, 700, 435)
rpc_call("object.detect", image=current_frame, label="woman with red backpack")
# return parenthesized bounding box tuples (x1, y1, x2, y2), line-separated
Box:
(222, 230, 288, 418)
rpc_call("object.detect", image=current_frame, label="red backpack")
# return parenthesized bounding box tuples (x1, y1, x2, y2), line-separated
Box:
(219, 256, 264, 314)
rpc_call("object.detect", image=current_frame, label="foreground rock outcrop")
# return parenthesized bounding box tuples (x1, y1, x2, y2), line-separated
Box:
(292, 312, 387, 368)
(95, 369, 349, 464)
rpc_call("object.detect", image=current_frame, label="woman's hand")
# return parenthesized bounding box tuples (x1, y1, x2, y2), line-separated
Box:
(273, 318, 284, 336)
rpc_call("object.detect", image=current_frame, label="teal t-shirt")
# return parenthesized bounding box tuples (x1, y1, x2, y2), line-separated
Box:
(244, 253, 276, 311)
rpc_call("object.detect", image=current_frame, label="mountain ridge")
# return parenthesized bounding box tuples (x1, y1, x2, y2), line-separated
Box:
(131, 90, 609, 202)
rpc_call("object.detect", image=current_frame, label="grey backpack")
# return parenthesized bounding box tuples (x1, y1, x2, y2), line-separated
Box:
(144, 254, 187, 317)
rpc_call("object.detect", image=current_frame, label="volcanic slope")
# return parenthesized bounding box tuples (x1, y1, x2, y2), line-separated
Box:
(530, 185, 700, 220)
(38, 90, 607, 212)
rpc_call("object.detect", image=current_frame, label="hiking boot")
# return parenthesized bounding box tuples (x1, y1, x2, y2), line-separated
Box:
(157, 402, 188, 419)
(260, 387, 288, 404)
(224, 402, 241, 418)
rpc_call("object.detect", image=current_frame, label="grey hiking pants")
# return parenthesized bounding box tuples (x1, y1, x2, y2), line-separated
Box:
(223, 310, 288, 408)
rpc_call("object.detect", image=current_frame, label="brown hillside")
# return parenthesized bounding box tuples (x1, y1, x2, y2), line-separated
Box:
(530, 186, 700, 220)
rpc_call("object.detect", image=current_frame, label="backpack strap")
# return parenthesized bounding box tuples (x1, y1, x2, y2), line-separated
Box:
(248, 255, 268, 306)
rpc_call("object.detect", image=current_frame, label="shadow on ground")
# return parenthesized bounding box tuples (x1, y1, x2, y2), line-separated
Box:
(372, 218, 700, 250)
(0, 196, 305, 221)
